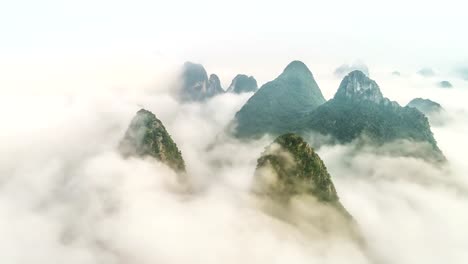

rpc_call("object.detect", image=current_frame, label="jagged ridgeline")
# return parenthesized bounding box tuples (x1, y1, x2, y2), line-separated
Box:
(233, 61, 326, 137)
(253, 133, 350, 216)
(119, 109, 185, 172)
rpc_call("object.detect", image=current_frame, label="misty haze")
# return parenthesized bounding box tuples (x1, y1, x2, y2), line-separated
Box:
(1, 1, 468, 264)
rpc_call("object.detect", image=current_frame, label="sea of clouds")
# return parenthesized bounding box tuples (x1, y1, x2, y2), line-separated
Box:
(0, 65, 467, 264)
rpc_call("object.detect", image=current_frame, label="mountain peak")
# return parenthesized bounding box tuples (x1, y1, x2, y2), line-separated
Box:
(179, 62, 226, 101)
(334, 70, 384, 103)
(227, 74, 258, 94)
(347, 70, 367, 79)
(407, 98, 443, 115)
(438, 81, 453, 88)
(253, 133, 348, 213)
(233, 61, 326, 138)
(182, 61, 207, 77)
(252, 133, 361, 239)
(179, 62, 209, 102)
(209, 73, 220, 83)
(119, 109, 186, 172)
(334, 63, 370, 78)
(281, 60, 313, 76)
(207, 74, 224, 95)
(136, 108, 155, 117)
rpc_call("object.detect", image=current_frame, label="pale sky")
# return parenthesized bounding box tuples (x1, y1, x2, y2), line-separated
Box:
(0, 0, 466, 92)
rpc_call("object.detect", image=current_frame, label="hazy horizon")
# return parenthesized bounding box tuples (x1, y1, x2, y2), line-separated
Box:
(1, 0, 468, 93)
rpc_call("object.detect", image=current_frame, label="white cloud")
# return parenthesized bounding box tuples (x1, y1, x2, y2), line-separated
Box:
(0, 65, 467, 264)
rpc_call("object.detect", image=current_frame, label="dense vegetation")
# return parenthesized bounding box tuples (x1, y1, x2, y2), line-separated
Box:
(119, 109, 186, 172)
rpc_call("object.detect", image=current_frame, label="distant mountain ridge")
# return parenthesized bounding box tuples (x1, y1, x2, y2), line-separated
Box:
(179, 62, 259, 101)
(232, 62, 444, 161)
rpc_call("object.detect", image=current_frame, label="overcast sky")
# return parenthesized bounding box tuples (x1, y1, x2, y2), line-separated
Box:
(1, 0, 466, 91)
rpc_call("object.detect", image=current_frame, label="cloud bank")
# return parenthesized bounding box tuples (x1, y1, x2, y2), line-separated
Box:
(0, 68, 467, 264)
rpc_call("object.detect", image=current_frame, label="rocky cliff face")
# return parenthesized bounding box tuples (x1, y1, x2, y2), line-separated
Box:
(119, 109, 186, 172)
